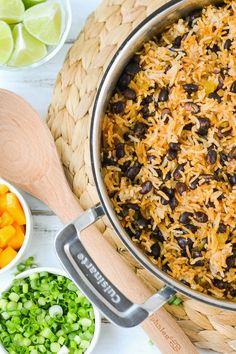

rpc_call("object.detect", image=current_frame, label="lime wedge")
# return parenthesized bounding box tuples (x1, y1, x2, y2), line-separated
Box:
(23, 0, 46, 9)
(8, 23, 47, 67)
(24, 2, 62, 45)
(0, 21, 14, 64)
(0, 0, 25, 24)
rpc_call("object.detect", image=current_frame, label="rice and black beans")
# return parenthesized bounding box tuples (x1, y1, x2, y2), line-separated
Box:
(101, 1, 236, 300)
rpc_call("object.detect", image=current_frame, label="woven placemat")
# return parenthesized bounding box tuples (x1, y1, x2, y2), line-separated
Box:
(47, 1, 236, 353)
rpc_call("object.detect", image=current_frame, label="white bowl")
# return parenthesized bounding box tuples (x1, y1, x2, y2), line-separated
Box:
(0, 0, 72, 71)
(0, 267, 101, 354)
(0, 177, 32, 274)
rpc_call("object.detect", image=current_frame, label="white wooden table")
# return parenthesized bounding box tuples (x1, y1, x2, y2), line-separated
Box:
(0, 1, 214, 353)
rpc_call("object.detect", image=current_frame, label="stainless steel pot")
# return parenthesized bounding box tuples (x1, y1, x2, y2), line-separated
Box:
(56, 0, 236, 329)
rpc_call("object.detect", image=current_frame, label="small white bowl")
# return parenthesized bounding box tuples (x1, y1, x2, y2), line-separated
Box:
(0, 0, 72, 71)
(0, 267, 101, 354)
(0, 177, 32, 274)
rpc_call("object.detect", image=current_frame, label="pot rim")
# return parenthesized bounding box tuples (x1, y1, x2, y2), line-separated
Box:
(90, 0, 236, 311)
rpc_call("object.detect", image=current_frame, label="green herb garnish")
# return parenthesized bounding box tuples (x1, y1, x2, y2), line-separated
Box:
(15, 256, 37, 275)
(168, 295, 183, 306)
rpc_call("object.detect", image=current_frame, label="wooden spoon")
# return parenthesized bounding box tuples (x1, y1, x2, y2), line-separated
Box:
(0, 89, 198, 354)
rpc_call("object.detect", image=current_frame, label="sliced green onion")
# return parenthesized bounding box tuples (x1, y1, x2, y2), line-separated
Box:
(0, 273, 95, 353)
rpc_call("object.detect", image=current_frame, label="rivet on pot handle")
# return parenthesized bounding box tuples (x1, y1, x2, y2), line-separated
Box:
(55, 204, 176, 328)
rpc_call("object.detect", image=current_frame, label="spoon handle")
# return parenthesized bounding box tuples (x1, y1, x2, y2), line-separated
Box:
(33, 161, 197, 354)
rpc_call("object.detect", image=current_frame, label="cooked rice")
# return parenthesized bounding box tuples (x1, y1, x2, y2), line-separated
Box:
(101, 0, 236, 300)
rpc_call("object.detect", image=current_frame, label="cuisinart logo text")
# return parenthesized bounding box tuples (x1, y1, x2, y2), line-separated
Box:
(77, 253, 121, 304)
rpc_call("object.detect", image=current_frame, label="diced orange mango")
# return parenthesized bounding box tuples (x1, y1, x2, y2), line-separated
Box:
(0, 194, 7, 214)
(8, 224, 25, 250)
(0, 246, 17, 268)
(0, 184, 9, 194)
(0, 212, 14, 227)
(0, 248, 2, 255)
(6, 193, 26, 225)
(0, 225, 16, 248)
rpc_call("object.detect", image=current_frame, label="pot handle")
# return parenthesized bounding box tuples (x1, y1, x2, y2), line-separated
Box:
(55, 204, 176, 328)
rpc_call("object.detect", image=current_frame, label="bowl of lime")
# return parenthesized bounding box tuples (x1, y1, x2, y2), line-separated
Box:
(0, 0, 71, 69)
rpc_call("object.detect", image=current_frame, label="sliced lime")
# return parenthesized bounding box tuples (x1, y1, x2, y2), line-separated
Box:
(0, 0, 25, 24)
(23, 0, 46, 9)
(8, 23, 47, 67)
(0, 21, 14, 64)
(24, 2, 62, 46)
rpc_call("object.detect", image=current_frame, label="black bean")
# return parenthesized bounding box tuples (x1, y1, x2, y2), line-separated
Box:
(183, 84, 198, 94)
(179, 212, 193, 224)
(136, 217, 149, 229)
(115, 143, 125, 159)
(123, 132, 130, 141)
(192, 250, 204, 266)
(176, 182, 187, 195)
(151, 228, 164, 242)
(160, 196, 169, 205)
(206, 149, 217, 164)
(167, 148, 178, 161)
(184, 102, 200, 113)
(140, 106, 151, 118)
(123, 88, 137, 100)
(189, 178, 199, 190)
(228, 174, 236, 186)
(188, 9, 202, 26)
(209, 44, 220, 53)
(172, 35, 182, 48)
(124, 203, 140, 211)
(229, 288, 236, 297)
(134, 230, 142, 239)
(185, 224, 198, 233)
(224, 39, 232, 50)
(121, 160, 131, 172)
(226, 255, 236, 269)
(125, 227, 134, 237)
(164, 171, 172, 181)
(183, 123, 193, 131)
(206, 200, 214, 208)
(197, 117, 211, 135)
(111, 101, 125, 114)
(158, 87, 169, 102)
(140, 181, 153, 194)
(230, 81, 236, 93)
(194, 211, 208, 223)
(155, 168, 163, 179)
(220, 152, 228, 166)
(169, 196, 179, 210)
(134, 122, 148, 138)
(200, 174, 214, 183)
(217, 223, 227, 233)
(132, 54, 140, 64)
(169, 142, 180, 151)
(217, 193, 225, 201)
(125, 62, 141, 76)
(173, 163, 185, 180)
(213, 278, 228, 290)
(126, 162, 141, 180)
(117, 73, 132, 89)
(102, 152, 116, 166)
(150, 243, 161, 259)
(177, 237, 193, 250)
(208, 92, 222, 103)
(161, 186, 175, 198)
(162, 263, 171, 272)
(181, 279, 190, 287)
(141, 95, 153, 105)
(229, 146, 236, 160)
